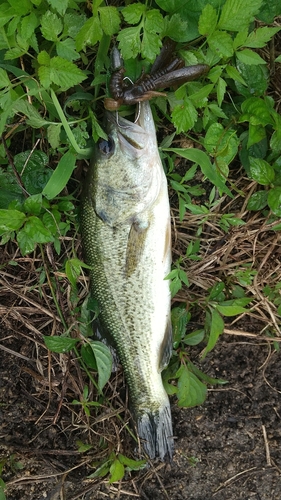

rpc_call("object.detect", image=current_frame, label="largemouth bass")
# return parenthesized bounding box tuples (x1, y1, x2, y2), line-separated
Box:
(80, 101, 173, 460)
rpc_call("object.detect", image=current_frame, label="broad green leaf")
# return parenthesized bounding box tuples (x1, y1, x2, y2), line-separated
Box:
(47, 123, 62, 149)
(141, 29, 162, 62)
(236, 49, 266, 66)
(203, 308, 224, 357)
(218, 0, 263, 32)
(240, 97, 274, 127)
(268, 187, 281, 217)
(75, 16, 103, 52)
(42, 151, 76, 199)
(37, 50, 50, 65)
(6, 0, 31, 16)
(247, 191, 268, 211)
(81, 344, 97, 369)
(188, 361, 227, 385)
(183, 329, 205, 346)
(49, 57, 87, 91)
(216, 305, 247, 316)
(171, 98, 198, 133)
(208, 31, 234, 58)
(0, 209, 25, 233)
(56, 39, 80, 61)
(249, 157, 275, 185)
(88, 341, 112, 392)
(23, 194, 42, 215)
(247, 123, 266, 148)
(162, 13, 188, 42)
(245, 27, 280, 49)
(109, 459, 125, 483)
(258, 0, 281, 23)
(217, 77, 226, 107)
(204, 123, 239, 171)
(21, 12, 38, 40)
(117, 26, 141, 59)
(40, 11, 63, 41)
(44, 335, 78, 353)
(198, 4, 218, 36)
(4, 47, 27, 60)
(176, 364, 207, 407)
(171, 306, 190, 347)
(122, 3, 146, 24)
(98, 6, 120, 36)
(18, 216, 54, 246)
(13, 99, 48, 128)
(0, 68, 10, 88)
(118, 454, 146, 470)
(47, 0, 69, 16)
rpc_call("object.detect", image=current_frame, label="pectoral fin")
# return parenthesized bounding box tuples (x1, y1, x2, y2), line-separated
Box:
(125, 220, 149, 277)
(159, 317, 173, 371)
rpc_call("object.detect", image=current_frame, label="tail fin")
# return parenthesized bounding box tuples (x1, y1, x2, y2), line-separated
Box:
(136, 402, 174, 461)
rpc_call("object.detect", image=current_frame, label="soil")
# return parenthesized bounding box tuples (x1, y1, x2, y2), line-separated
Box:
(1, 325, 280, 500)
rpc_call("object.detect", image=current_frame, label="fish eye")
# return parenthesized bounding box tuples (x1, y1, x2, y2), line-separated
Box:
(98, 137, 115, 155)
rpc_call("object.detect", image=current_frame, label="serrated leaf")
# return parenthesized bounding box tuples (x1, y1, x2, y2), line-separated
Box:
(268, 187, 281, 217)
(208, 31, 234, 58)
(56, 39, 80, 61)
(203, 308, 224, 357)
(198, 4, 218, 36)
(6, 0, 31, 16)
(19, 216, 54, 246)
(98, 6, 120, 36)
(37, 50, 50, 65)
(245, 27, 280, 49)
(88, 341, 112, 392)
(21, 12, 38, 40)
(4, 47, 27, 60)
(249, 157, 275, 185)
(48, 57, 87, 91)
(40, 11, 63, 41)
(109, 459, 125, 483)
(117, 26, 141, 59)
(42, 151, 76, 199)
(225, 65, 246, 86)
(0, 68, 11, 88)
(218, 0, 263, 32)
(122, 3, 146, 24)
(236, 49, 266, 66)
(75, 16, 103, 52)
(47, 123, 62, 149)
(141, 30, 162, 61)
(171, 98, 198, 133)
(13, 99, 48, 127)
(47, 0, 68, 16)
(163, 13, 188, 42)
(38, 65, 52, 88)
(44, 335, 78, 353)
(247, 190, 268, 211)
(176, 365, 207, 407)
(0, 209, 25, 233)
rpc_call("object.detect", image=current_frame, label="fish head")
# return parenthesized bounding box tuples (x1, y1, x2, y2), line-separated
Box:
(89, 102, 163, 226)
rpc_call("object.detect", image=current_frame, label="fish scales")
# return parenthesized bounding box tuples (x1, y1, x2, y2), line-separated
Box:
(81, 101, 173, 460)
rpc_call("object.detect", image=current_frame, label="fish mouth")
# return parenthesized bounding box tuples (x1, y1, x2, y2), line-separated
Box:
(105, 102, 154, 153)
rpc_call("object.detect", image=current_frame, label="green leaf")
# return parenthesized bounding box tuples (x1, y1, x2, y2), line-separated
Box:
(21, 12, 38, 40)
(218, 0, 263, 32)
(183, 329, 205, 346)
(109, 459, 125, 483)
(208, 31, 234, 58)
(56, 39, 80, 61)
(117, 26, 141, 60)
(204, 123, 239, 172)
(42, 151, 77, 200)
(236, 49, 266, 66)
(247, 190, 268, 211)
(141, 30, 162, 62)
(98, 6, 120, 36)
(216, 305, 247, 316)
(198, 4, 218, 36)
(13, 99, 48, 128)
(23, 194, 42, 215)
(75, 16, 103, 52)
(47, 123, 62, 149)
(171, 98, 198, 133)
(0, 209, 25, 233)
(18, 216, 54, 249)
(162, 13, 188, 42)
(240, 97, 275, 127)
(249, 157, 275, 185)
(268, 187, 281, 217)
(0, 68, 10, 88)
(118, 454, 146, 471)
(176, 364, 207, 407)
(122, 3, 146, 24)
(48, 57, 87, 91)
(47, 0, 69, 16)
(40, 11, 63, 41)
(166, 148, 233, 198)
(6, 0, 31, 16)
(44, 335, 78, 353)
(245, 27, 280, 49)
(203, 308, 224, 357)
(88, 341, 112, 392)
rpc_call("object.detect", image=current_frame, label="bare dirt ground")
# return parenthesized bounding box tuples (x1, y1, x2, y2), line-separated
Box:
(1, 316, 280, 499)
